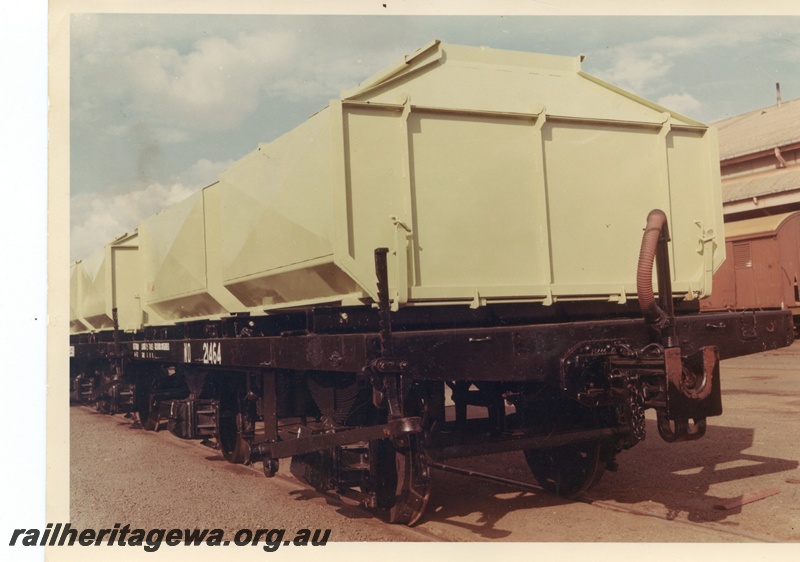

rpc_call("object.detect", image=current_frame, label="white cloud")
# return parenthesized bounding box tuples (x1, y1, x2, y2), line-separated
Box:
(70, 181, 197, 261)
(175, 158, 235, 188)
(71, 17, 415, 135)
(72, 27, 301, 136)
(657, 92, 702, 117)
(600, 49, 671, 94)
(120, 31, 299, 132)
(70, 155, 235, 260)
(264, 42, 412, 101)
(593, 21, 800, 98)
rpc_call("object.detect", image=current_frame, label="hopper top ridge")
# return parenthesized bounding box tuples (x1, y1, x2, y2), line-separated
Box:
(338, 41, 704, 129)
(72, 40, 723, 331)
(341, 40, 582, 99)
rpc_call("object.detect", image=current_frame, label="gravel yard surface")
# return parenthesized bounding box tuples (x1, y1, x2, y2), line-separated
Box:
(70, 342, 800, 547)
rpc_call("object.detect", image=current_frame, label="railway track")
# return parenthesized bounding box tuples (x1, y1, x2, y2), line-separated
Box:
(74, 358, 800, 545)
(426, 461, 783, 543)
(155, 416, 783, 543)
(68, 40, 797, 546)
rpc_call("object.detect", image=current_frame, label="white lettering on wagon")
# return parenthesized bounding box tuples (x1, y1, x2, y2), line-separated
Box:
(131, 341, 171, 359)
(202, 342, 222, 365)
(137, 342, 171, 351)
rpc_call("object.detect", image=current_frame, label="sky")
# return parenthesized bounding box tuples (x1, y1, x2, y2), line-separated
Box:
(0, 5, 796, 561)
(68, 13, 800, 261)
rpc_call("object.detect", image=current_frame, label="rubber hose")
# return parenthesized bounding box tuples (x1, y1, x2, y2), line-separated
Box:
(637, 209, 667, 326)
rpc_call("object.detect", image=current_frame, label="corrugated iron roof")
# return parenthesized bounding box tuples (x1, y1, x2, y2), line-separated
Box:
(721, 166, 800, 202)
(714, 96, 800, 161)
(724, 210, 800, 239)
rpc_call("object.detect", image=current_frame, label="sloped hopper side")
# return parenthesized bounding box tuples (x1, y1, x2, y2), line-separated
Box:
(218, 109, 360, 309)
(188, 43, 723, 314)
(70, 262, 91, 333)
(73, 249, 115, 331)
(139, 191, 233, 320)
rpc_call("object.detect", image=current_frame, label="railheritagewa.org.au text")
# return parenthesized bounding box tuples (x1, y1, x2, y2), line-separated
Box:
(9, 523, 331, 552)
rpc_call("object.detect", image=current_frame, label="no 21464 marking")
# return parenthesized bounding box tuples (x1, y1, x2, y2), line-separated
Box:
(183, 342, 222, 365)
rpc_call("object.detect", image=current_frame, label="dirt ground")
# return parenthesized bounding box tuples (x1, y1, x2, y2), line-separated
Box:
(69, 341, 800, 548)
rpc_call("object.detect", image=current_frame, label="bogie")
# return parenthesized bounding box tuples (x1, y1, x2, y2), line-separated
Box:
(68, 42, 795, 524)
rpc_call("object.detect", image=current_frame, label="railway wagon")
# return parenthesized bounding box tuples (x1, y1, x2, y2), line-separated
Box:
(700, 211, 800, 326)
(70, 42, 794, 524)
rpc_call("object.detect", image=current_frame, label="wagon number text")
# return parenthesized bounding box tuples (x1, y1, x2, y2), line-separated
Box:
(202, 342, 222, 365)
(182, 342, 223, 365)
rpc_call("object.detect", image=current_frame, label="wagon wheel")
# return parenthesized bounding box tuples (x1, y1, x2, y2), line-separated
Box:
(523, 439, 605, 497)
(216, 385, 255, 464)
(515, 394, 612, 497)
(372, 383, 433, 525)
(135, 376, 159, 431)
(373, 433, 431, 525)
(389, 434, 431, 525)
